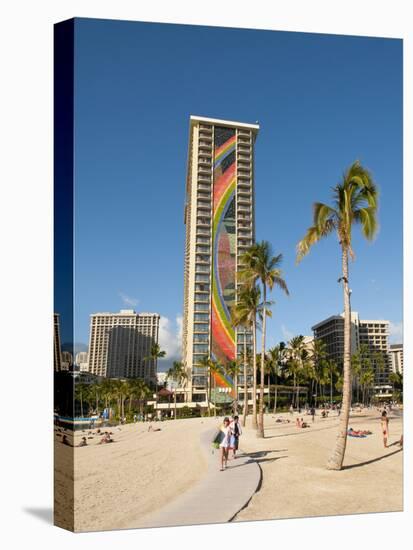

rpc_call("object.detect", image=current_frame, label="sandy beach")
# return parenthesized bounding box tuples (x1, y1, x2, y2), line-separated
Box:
(55, 416, 219, 532)
(235, 408, 403, 522)
(54, 408, 402, 532)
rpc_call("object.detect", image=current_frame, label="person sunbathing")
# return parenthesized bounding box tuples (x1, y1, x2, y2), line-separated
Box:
(99, 433, 114, 444)
(348, 427, 370, 437)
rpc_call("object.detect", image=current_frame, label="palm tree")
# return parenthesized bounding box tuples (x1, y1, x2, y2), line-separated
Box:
(88, 382, 101, 414)
(309, 339, 328, 406)
(224, 359, 241, 415)
(326, 359, 339, 405)
(134, 379, 151, 416)
(145, 343, 166, 394)
(286, 336, 306, 409)
(198, 355, 213, 416)
(231, 283, 261, 429)
(74, 383, 89, 418)
(267, 343, 286, 413)
(209, 360, 224, 417)
(297, 160, 378, 470)
(166, 361, 188, 419)
(238, 241, 289, 438)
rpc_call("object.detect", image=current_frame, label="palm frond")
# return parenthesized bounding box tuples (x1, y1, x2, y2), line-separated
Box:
(353, 207, 378, 240)
(296, 225, 323, 263)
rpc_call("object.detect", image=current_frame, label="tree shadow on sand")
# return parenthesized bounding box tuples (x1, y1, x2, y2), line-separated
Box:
(342, 448, 402, 470)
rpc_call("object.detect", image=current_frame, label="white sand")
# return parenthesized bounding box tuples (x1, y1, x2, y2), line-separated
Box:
(55, 416, 220, 532)
(54, 408, 403, 532)
(235, 408, 403, 522)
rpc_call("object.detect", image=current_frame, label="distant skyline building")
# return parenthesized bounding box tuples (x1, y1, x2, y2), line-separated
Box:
(75, 351, 89, 372)
(54, 313, 62, 372)
(389, 344, 403, 375)
(312, 312, 391, 387)
(182, 116, 259, 401)
(61, 351, 73, 371)
(87, 309, 160, 383)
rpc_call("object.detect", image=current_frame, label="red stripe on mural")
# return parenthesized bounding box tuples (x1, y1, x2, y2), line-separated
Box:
(211, 303, 236, 361)
(213, 164, 235, 210)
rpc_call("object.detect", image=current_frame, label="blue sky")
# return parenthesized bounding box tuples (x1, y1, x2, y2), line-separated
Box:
(71, 18, 403, 368)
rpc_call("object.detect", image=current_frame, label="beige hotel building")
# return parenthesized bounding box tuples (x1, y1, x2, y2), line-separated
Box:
(87, 309, 160, 384)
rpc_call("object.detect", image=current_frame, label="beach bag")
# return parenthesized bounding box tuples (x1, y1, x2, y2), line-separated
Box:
(212, 430, 224, 449)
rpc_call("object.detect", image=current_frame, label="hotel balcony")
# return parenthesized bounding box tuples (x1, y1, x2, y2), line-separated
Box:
(197, 202, 210, 212)
(237, 204, 251, 213)
(199, 141, 212, 149)
(237, 195, 251, 205)
(198, 166, 211, 175)
(198, 183, 211, 192)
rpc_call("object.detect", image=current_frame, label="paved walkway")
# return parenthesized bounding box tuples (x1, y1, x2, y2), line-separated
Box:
(142, 428, 261, 528)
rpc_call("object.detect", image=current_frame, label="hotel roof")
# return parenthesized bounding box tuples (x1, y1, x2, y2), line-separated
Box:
(190, 115, 260, 132)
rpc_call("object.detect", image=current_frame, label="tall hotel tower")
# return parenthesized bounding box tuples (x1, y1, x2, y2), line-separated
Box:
(183, 116, 259, 402)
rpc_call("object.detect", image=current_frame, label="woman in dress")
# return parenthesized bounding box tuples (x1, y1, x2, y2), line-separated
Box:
(219, 417, 232, 471)
(381, 410, 389, 448)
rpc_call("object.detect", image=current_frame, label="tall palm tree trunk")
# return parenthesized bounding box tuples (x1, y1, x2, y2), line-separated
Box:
(330, 370, 333, 405)
(252, 319, 258, 430)
(242, 328, 248, 427)
(257, 285, 267, 438)
(213, 375, 217, 417)
(327, 247, 352, 470)
(273, 370, 278, 414)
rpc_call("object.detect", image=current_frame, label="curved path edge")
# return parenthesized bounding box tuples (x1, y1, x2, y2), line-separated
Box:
(141, 427, 261, 529)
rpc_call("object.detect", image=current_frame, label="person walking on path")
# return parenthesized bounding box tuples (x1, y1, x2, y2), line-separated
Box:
(229, 415, 242, 459)
(381, 410, 389, 448)
(310, 406, 315, 423)
(219, 417, 232, 471)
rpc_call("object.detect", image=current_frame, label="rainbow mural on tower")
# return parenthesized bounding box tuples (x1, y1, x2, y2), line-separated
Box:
(211, 127, 237, 392)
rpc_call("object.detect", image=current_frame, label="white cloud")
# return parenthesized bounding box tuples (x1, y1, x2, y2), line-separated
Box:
(118, 291, 139, 307)
(388, 321, 403, 344)
(281, 324, 294, 342)
(158, 314, 183, 362)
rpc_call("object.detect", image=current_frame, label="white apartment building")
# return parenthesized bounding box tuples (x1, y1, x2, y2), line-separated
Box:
(182, 116, 259, 402)
(87, 309, 160, 383)
(389, 344, 403, 375)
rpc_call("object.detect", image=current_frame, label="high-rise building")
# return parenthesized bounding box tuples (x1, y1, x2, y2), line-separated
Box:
(87, 309, 160, 383)
(54, 313, 62, 372)
(389, 344, 403, 375)
(312, 312, 391, 386)
(75, 351, 89, 372)
(182, 115, 259, 401)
